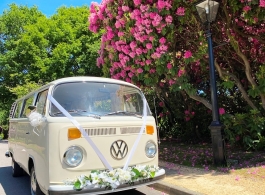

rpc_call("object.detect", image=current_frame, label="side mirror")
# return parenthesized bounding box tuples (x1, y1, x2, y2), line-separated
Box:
(28, 105, 36, 111)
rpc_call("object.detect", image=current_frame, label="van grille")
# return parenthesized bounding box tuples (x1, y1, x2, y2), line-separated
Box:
(84, 128, 116, 136)
(120, 127, 145, 134)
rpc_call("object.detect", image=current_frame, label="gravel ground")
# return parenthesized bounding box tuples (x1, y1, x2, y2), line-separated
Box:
(159, 160, 265, 195)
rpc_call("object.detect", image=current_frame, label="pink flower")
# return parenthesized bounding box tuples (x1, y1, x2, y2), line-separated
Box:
(169, 79, 175, 86)
(235, 176, 240, 181)
(157, 0, 166, 10)
(146, 59, 152, 65)
(152, 14, 163, 26)
(130, 41, 137, 50)
(106, 30, 114, 40)
(219, 108, 225, 115)
(243, 6, 251, 12)
(149, 68, 156, 73)
(184, 110, 189, 115)
(115, 21, 121, 28)
(149, 36, 154, 41)
(129, 52, 136, 58)
(122, 6, 129, 12)
(167, 63, 172, 69)
(146, 43, 153, 49)
(118, 31, 124, 37)
(165, 15, 173, 23)
(185, 117, 190, 121)
(133, 0, 141, 6)
(137, 68, 143, 73)
(183, 50, 192, 58)
(260, 0, 265, 7)
(176, 7, 185, 16)
(135, 48, 143, 55)
(90, 2, 99, 13)
(128, 72, 134, 78)
(159, 102, 164, 107)
(159, 37, 166, 44)
(178, 69, 185, 77)
(125, 77, 131, 83)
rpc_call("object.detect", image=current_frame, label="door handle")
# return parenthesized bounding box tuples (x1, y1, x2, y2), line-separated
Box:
(26, 132, 30, 134)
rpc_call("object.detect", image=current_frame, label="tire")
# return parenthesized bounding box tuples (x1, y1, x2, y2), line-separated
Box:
(12, 157, 24, 177)
(30, 166, 45, 195)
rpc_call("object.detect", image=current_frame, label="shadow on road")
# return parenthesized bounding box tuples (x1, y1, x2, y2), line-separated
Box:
(0, 166, 31, 195)
(0, 166, 145, 195)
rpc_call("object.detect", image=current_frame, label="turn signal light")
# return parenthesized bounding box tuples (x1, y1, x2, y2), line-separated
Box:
(68, 128, 81, 139)
(146, 125, 154, 135)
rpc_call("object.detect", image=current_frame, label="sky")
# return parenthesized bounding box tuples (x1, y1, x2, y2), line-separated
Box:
(0, 0, 100, 17)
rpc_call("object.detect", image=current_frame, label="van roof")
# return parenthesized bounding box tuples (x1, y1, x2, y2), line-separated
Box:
(49, 76, 137, 88)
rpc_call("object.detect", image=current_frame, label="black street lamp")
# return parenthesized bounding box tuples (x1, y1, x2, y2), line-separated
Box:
(196, 0, 226, 166)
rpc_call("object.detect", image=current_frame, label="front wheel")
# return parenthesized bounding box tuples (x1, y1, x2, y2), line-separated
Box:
(30, 166, 45, 195)
(12, 157, 24, 177)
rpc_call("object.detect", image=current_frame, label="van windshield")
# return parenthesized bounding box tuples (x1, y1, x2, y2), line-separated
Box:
(50, 82, 151, 117)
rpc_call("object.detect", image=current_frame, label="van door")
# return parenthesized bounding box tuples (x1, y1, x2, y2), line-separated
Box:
(9, 101, 22, 161)
(16, 95, 35, 171)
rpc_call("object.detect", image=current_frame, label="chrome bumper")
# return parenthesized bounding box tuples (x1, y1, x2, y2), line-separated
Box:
(48, 168, 165, 195)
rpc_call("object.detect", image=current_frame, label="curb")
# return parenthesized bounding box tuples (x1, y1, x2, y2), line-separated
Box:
(149, 181, 204, 195)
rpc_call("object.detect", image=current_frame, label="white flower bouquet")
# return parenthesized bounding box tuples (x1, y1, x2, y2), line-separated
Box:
(64, 165, 160, 191)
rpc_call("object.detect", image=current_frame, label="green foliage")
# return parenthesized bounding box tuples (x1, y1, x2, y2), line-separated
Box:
(221, 110, 265, 150)
(9, 81, 42, 98)
(0, 4, 103, 132)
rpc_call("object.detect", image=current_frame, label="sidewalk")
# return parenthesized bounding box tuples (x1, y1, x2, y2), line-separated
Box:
(149, 161, 203, 195)
(150, 161, 265, 195)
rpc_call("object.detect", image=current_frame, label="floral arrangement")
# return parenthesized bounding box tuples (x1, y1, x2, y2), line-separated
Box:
(64, 165, 160, 190)
(28, 111, 46, 127)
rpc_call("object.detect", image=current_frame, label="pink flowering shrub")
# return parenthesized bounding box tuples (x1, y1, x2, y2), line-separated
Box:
(88, 0, 265, 148)
(88, 0, 186, 86)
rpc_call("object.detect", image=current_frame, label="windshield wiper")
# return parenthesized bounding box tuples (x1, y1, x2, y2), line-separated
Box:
(52, 110, 101, 119)
(105, 111, 142, 118)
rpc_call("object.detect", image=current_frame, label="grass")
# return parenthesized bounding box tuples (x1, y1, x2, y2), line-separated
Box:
(158, 140, 265, 179)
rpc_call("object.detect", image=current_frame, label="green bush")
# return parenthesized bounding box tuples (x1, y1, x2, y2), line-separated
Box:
(221, 109, 265, 150)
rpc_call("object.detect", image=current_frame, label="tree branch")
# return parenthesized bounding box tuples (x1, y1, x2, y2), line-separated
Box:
(214, 59, 258, 110)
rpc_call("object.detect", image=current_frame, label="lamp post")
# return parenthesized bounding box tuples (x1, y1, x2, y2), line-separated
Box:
(196, 0, 226, 166)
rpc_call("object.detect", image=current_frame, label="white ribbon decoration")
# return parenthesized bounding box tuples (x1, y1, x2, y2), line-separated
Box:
(123, 98, 147, 170)
(48, 94, 113, 171)
(47, 93, 147, 172)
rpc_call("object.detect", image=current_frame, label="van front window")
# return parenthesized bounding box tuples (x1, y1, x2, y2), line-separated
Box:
(50, 82, 151, 117)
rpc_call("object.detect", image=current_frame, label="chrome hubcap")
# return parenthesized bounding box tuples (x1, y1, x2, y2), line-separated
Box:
(31, 170, 37, 194)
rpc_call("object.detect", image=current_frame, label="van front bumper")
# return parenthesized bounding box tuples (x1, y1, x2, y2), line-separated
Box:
(48, 168, 165, 195)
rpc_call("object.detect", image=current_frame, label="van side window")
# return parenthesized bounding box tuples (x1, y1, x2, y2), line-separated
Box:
(21, 96, 34, 118)
(14, 101, 23, 118)
(36, 90, 48, 115)
(9, 102, 17, 118)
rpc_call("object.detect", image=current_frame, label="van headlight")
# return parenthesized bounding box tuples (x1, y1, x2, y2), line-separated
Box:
(145, 141, 157, 158)
(63, 146, 83, 167)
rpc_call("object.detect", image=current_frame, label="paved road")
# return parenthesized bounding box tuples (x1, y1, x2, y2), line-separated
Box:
(0, 140, 166, 195)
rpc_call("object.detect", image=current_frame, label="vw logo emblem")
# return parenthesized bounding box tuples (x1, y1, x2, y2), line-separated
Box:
(110, 140, 128, 160)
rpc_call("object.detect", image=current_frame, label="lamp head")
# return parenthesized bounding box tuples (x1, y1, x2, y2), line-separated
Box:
(196, 0, 219, 24)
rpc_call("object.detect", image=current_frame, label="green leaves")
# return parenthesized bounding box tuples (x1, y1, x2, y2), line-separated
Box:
(74, 180, 81, 190)
(0, 4, 103, 129)
(221, 80, 234, 89)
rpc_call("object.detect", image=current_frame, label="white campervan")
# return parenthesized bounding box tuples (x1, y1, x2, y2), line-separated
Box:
(5, 77, 165, 195)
